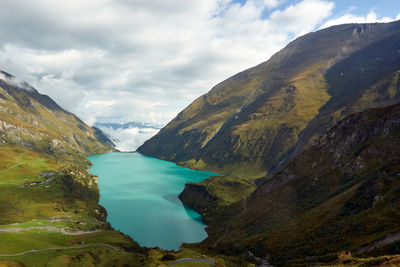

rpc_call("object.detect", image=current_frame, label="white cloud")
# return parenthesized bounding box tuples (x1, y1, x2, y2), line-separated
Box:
(263, 0, 285, 9)
(321, 11, 397, 29)
(269, 0, 334, 35)
(2, 0, 391, 127)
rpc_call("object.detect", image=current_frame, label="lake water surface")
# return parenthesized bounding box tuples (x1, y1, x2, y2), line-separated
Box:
(88, 152, 216, 250)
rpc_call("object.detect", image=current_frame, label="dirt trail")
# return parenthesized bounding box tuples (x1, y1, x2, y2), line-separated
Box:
(0, 226, 101, 235)
(354, 230, 400, 255)
(168, 258, 215, 266)
(0, 243, 126, 257)
(213, 228, 229, 248)
(213, 198, 247, 248)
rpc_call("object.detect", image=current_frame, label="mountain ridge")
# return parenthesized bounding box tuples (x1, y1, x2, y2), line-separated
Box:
(138, 20, 400, 178)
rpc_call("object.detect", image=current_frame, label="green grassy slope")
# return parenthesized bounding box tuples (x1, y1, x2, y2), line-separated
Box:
(0, 144, 146, 266)
(202, 103, 400, 266)
(138, 21, 400, 178)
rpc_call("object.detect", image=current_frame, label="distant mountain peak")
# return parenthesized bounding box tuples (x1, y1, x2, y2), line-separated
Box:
(94, 121, 163, 130)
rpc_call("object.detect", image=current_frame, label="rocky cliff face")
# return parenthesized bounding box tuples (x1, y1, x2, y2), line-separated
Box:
(204, 102, 400, 265)
(0, 71, 113, 165)
(138, 21, 400, 177)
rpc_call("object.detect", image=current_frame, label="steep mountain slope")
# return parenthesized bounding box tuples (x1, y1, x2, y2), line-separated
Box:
(138, 21, 400, 177)
(0, 71, 113, 167)
(202, 103, 400, 266)
(0, 72, 150, 266)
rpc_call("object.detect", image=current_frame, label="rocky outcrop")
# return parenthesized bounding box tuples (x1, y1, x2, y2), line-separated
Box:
(179, 182, 219, 215)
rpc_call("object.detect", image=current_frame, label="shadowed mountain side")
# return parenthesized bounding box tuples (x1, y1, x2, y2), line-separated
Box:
(202, 103, 400, 266)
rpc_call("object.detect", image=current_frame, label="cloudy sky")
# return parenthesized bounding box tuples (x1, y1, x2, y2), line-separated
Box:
(0, 0, 399, 125)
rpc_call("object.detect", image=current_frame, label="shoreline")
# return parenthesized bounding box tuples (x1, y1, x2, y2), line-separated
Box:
(86, 154, 146, 250)
(87, 152, 213, 251)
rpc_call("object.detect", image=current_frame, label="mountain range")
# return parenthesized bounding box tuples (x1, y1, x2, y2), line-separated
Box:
(94, 121, 163, 130)
(2, 20, 400, 266)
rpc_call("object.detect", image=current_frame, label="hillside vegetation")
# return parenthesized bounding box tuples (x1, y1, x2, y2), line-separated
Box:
(0, 142, 149, 266)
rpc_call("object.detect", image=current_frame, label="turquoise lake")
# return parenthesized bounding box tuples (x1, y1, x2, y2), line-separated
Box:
(88, 152, 216, 250)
